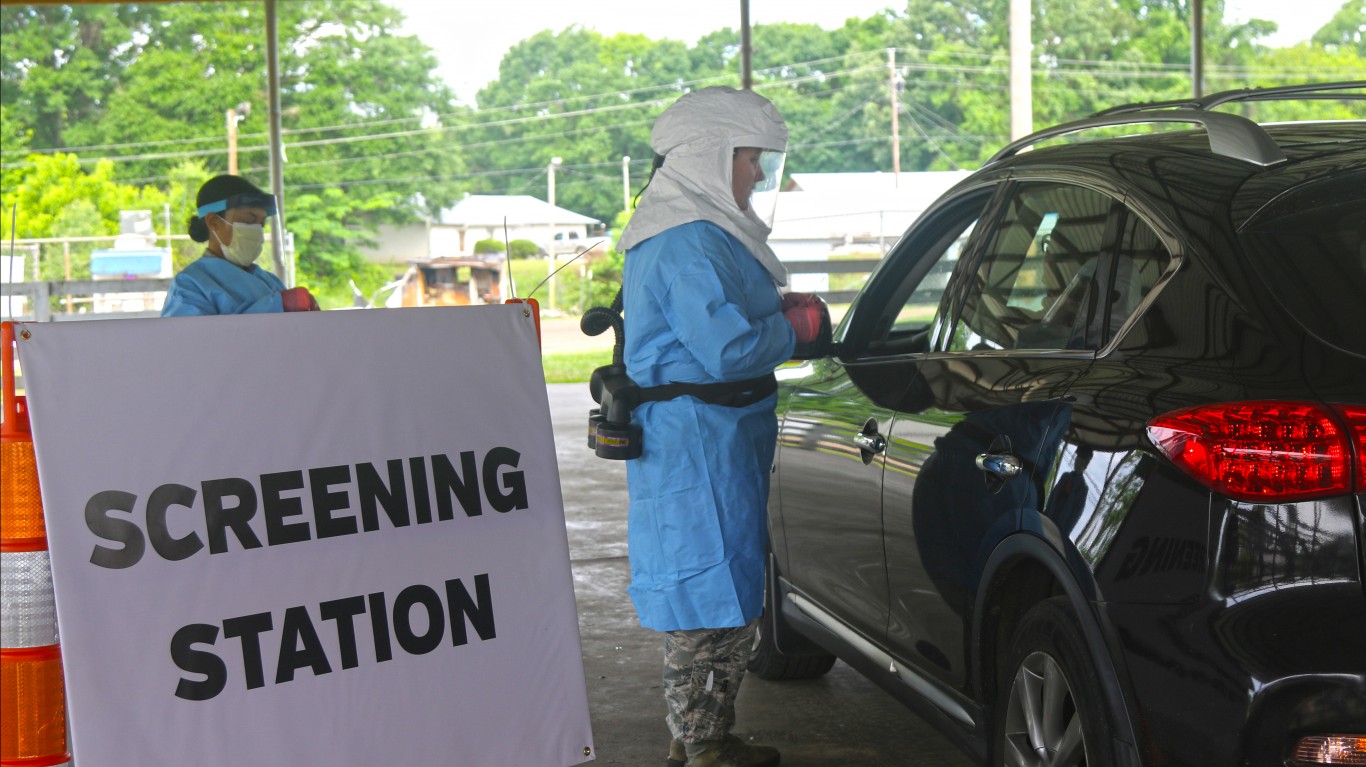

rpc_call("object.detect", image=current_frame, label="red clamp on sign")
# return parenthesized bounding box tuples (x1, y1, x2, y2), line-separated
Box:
(505, 298, 541, 349)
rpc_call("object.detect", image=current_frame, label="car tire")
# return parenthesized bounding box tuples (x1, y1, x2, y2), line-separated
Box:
(994, 596, 1118, 767)
(747, 609, 837, 680)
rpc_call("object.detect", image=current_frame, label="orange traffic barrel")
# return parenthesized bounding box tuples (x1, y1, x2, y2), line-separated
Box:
(1, 321, 71, 767)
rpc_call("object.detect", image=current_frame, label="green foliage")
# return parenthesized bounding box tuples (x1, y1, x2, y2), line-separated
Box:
(1313, 0, 1366, 56)
(2, 0, 465, 295)
(474, 238, 507, 253)
(287, 186, 395, 303)
(162, 161, 215, 272)
(3, 0, 1363, 308)
(508, 239, 540, 258)
(541, 348, 613, 383)
(1311, 0, 1366, 55)
(508, 257, 547, 298)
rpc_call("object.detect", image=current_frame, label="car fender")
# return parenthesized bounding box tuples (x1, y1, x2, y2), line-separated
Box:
(972, 531, 1143, 767)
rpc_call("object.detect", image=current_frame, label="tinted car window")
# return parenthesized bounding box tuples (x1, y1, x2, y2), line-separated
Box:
(856, 189, 993, 357)
(879, 219, 977, 346)
(949, 183, 1116, 351)
(1239, 170, 1366, 355)
(1104, 212, 1172, 344)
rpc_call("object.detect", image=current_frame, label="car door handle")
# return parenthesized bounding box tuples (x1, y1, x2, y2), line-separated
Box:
(853, 432, 886, 454)
(975, 453, 1022, 478)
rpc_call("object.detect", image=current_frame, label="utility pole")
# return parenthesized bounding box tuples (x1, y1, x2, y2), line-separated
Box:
(1191, 0, 1205, 97)
(740, 0, 752, 90)
(265, 0, 289, 285)
(547, 156, 562, 311)
(887, 48, 901, 186)
(1009, 0, 1033, 140)
(226, 101, 251, 172)
(622, 156, 631, 214)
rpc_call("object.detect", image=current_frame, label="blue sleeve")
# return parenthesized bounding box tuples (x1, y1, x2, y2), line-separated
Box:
(160, 262, 285, 317)
(658, 227, 795, 380)
(239, 292, 285, 314)
(160, 275, 217, 317)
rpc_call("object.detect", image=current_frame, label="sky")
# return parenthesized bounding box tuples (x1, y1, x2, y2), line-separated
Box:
(389, 0, 1355, 105)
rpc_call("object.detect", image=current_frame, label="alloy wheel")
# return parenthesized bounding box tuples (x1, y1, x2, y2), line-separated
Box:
(1001, 650, 1088, 767)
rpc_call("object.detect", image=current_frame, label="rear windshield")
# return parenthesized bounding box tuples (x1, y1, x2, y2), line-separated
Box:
(1239, 170, 1366, 355)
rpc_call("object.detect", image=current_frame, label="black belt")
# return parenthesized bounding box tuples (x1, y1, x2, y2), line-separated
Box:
(638, 373, 777, 408)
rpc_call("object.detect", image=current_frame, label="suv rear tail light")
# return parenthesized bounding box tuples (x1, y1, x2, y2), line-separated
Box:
(1337, 404, 1366, 494)
(1292, 735, 1366, 765)
(1147, 401, 1365, 502)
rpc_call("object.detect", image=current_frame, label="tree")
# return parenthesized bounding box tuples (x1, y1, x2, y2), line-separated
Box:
(0, 152, 180, 317)
(1312, 0, 1366, 56)
(468, 28, 696, 225)
(5, 0, 1363, 310)
(1, 0, 469, 305)
(286, 186, 395, 294)
(1, 104, 31, 193)
(0, 5, 139, 149)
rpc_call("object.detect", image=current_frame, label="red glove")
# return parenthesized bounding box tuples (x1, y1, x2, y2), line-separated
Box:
(281, 286, 320, 312)
(782, 292, 828, 344)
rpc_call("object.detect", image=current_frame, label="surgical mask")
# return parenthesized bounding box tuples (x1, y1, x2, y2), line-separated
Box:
(215, 221, 266, 267)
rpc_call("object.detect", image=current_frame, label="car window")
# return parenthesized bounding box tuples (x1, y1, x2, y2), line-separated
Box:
(1103, 212, 1172, 344)
(1238, 169, 1366, 356)
(948, 183, 1117, 352)
(888, 220, 976, 334)
(856, 189, 994, 357)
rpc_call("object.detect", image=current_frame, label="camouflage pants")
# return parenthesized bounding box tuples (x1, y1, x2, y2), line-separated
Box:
(662, 620, 758, 744)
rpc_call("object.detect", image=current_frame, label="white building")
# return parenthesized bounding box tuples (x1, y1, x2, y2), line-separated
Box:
(360, 195, 603, 265)
(770, 170, 971, 292)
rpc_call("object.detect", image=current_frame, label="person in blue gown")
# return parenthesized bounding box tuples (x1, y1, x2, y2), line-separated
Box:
(615, 87, 826, 767)
(161, 174, 317, 316)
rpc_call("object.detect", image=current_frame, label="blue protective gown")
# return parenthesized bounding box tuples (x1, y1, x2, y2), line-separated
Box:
(161, 253, 285, 316)
(623, 221, 796, 631)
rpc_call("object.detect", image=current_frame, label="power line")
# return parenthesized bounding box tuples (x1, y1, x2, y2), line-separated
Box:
(1, 51, 878, 158)
(1, 64, 886, 171)
(6, 52, 1356, 175)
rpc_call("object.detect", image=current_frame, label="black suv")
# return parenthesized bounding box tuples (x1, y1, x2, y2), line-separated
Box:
(754, 83, 1366, 767)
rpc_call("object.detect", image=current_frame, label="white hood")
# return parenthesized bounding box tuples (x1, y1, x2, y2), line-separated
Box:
(618, 87, 789, 286)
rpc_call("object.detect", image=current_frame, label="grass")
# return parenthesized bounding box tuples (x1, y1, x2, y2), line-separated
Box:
(542, 348, 613, 383)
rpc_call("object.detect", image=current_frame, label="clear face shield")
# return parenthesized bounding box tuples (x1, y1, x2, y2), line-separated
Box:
(748, 149, 786, 229)
(197, 192, 278, 219)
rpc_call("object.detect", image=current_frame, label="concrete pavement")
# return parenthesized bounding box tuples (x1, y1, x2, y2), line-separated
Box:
(547, 384, 976, 767)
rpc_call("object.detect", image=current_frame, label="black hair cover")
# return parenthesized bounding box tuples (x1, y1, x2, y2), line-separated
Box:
(196, 174, 267, 210)
(187, 214, 211, 243)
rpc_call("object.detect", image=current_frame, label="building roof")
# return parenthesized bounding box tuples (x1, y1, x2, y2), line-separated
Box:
(772, 171, 972, 242)
(786, 171, 970, 195)
(437, 195, 601, 227)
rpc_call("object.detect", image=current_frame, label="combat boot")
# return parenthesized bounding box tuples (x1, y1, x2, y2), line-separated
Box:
(683, 735, 780, 767)
(667, 738, 687, 767)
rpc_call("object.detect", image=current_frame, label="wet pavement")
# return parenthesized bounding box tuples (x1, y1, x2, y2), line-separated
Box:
(547, 384, 977, 767)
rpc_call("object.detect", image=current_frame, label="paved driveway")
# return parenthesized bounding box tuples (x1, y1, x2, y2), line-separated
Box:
(548, 383, 975, 766)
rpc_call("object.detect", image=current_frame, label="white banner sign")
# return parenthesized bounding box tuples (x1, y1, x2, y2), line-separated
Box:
(19, 306, 594, 766)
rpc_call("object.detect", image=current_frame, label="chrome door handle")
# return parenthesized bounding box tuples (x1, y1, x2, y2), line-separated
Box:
(975, 453, 1022, 478)
(853, 432, 886, 454)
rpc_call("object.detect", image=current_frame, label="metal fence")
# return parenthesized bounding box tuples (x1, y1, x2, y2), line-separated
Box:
(784, 257, 882, 304)
(1, 256, 889, 323)
(1, 279, 172, 322)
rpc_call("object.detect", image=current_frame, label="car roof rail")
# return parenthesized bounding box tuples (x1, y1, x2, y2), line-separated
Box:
(988, 81, 1365, 168)
(987, 109, 1288, 167)
(1093, 80, 1366, 116)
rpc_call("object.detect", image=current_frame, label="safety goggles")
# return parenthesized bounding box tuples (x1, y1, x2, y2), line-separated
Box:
(197, 192, 277, 218)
